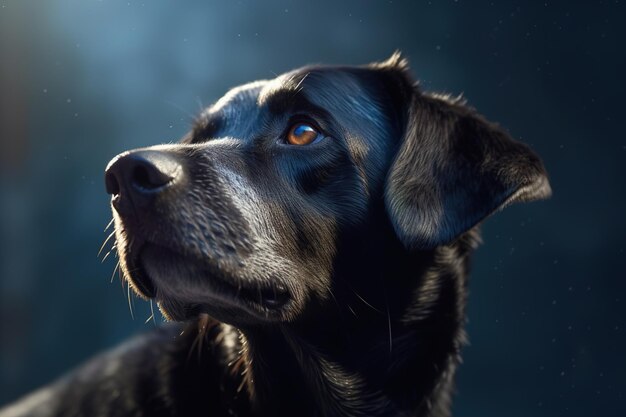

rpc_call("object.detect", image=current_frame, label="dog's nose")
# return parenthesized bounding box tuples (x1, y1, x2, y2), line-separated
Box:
(105, 150, 181, 208)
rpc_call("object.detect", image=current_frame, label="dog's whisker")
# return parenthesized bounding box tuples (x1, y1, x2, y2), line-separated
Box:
(291, 72, 309, 97)
(351, 290, 384, 314)
(149, 300, 157, 326)
(110, 261, 120, 283)
(103, 218, 115, 232)
(100, 249, 114, 263)
(346, 304, 358, 317)
(127, 279, 135, 320)
(98, 230, 117, 258)
(196, 314, 210, 361)
(187, 314, 212, 363)
(118, 266, 124, 289)
(161, 99, 197, 122)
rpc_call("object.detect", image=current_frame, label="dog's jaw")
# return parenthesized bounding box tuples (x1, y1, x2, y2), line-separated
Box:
(139, 243, 293, 323)
(222, 231, 478, 417)
(112, 218, 299, 324)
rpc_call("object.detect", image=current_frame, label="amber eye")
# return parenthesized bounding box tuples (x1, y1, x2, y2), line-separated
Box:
(286, 123, 323, 146)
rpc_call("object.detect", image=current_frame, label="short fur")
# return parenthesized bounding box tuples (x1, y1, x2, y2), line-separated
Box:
(0, 53, 550, 417)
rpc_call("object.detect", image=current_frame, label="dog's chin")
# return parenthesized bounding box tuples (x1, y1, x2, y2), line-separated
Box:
(121, 243, 293, 325)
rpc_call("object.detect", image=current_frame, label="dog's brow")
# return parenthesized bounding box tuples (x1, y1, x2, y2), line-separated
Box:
(258, 89, 322, 118)
(257, 72, 310, 108)
(191, 112, 223, 141)
(292, 72, 309, 92)
(260, 89, 302, 113)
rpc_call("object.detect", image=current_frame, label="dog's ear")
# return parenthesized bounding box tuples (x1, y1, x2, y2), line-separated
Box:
(377, 55, 551, 250)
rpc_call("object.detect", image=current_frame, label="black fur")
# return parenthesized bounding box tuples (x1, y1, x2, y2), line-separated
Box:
(0, 53, 551, 417)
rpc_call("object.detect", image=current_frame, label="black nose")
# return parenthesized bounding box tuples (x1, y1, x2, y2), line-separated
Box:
(105, 150, 181, 209)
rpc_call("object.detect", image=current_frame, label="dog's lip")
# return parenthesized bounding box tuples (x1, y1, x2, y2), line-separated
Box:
(123, 244, 157, 299)
(133, 243, 291, 320)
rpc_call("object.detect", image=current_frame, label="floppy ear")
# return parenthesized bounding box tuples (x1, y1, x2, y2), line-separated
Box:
(384, 81, 551, 250)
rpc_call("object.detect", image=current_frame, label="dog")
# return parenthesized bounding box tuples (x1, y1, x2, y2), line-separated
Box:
(0, 53, 551, 417)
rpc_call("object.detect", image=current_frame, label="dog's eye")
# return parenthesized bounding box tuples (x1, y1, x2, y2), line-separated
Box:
(286, 123, 323, 146)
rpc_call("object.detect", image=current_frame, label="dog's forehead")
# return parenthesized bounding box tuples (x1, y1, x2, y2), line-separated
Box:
(259, 67, 384, 118)
(208, 80, 267, 118)
(207, 66, 384, 120)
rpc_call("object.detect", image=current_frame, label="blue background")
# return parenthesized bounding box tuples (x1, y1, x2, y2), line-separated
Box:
(0, 1, 624, 416)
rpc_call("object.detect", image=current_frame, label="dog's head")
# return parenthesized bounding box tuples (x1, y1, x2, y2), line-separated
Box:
(105, 53, 550, 326)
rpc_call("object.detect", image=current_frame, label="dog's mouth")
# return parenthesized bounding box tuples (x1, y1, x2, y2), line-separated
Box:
(122, 242, 291, 322)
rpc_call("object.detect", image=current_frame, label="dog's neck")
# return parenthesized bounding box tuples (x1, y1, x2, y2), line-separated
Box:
(232, 230, 479, 417)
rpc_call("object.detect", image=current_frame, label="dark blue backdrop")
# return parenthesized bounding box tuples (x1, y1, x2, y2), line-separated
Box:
(0, 1, 624, 416)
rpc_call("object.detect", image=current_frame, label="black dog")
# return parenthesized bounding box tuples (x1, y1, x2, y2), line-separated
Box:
(0, 53, 550, 417)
